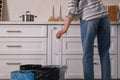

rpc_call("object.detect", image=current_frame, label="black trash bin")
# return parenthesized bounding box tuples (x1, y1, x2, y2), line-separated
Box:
(35, 65, 67, 80)
(19, 64, 67, 80)
(35, 66, 60, 80)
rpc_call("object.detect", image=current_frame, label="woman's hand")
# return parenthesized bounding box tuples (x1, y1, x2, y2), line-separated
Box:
(56, 28, 67, 39)
(56, 16, 72, 39)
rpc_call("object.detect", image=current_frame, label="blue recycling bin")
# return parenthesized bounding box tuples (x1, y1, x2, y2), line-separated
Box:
(11, 70, 34, 80)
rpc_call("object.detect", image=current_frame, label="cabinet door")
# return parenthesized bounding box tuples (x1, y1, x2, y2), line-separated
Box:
(62, 55, 83, 79)
(94, 55, 118, 79)
(62, 55, 117, 79)
(63, 25, 80, 37)
(48, 25, 62, 65)
(118, 26, 120, 79)
(94, 38, 117, 55)
(63, 38, 117, 55)
(62, 38, 82, 55)
(111, 25, 118, 37)
(0, 55, 46, 79)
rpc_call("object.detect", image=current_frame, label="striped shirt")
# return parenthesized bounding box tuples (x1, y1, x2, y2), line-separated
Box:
(66, 0, 108, 20)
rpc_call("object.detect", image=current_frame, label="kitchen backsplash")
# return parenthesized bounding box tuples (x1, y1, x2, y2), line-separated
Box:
(2, 0, 120, 22)
(3, 0, 68, 22)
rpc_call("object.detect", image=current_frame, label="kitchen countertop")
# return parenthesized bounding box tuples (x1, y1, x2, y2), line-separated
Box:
(110, 21, 120, 25)
(0, 21, 79, 25)
(0, 21, 120, 25)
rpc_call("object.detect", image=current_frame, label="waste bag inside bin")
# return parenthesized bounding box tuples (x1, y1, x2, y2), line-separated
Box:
(35, 66, 59, 80)
(35, 65, 67, 80)
(20, 64, 42, 70)
(11, 70, 34, 80)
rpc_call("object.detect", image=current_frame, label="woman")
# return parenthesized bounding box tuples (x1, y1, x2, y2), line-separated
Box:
(56, 0, 111, 80)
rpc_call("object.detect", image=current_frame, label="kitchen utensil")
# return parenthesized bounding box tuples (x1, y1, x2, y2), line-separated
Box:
(48, 5, 55, 21)
(55, 5, 64, 21)
(20, 11, 37, 22)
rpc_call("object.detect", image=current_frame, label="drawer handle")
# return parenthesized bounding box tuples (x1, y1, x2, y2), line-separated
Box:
(6, 45, 22, 48)
(93, 62, 99, 65)
(6, 63, 21, 65)
(6, 30, 22, 33)
(53, 27, 57, 29)
(94, 45, 98, 47)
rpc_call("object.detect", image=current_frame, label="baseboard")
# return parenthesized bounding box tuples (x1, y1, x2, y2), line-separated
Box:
(0, 79, 120, 80)
(65, 79, 120, 80)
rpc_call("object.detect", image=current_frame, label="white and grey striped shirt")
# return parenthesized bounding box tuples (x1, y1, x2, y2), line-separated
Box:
(66, 0, 108, 20)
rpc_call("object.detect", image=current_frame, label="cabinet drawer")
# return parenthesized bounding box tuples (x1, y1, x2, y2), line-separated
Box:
(62, 38, 117, 55)
(0, 38, 47, 54)
(94, 38, 117, 55)
(63, 25, 117, 37)
(0, 55, 46, 79)
(94, 55, 118, 79)
(111, 25, 118, 37)
(0, 25, 47, 37)
(118, 26, 120, 79)
(62, 38, 82, 55)
(62, 55, 117, 79)
(63, 25, 80, 37)
(62, 55, 83, 79)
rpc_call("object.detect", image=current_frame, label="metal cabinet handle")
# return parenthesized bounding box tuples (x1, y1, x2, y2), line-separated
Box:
(6, 30, 22, 33)
(6, 63, 21, 65)
(93, 62, 99, 65)
(6, 45, 22, 48)
(94, 45, 98, 47)
(53, 27, 57, 29)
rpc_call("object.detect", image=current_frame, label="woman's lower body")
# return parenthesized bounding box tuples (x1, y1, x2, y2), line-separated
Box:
(80, 15, 111, 80)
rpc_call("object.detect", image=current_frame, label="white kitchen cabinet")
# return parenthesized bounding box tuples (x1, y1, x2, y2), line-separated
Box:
(63, 25, 81, 37)
(62, 55, 83, 79)
(0, 38, 47, 55)
(0, 23, 119, 79)
(118, 25, 120, 79)
(0, 25, 47, 37)
(48, 25, 62, 65)
(62, 37, 118, 79)
(62, 55, 117, 79)
(63, 24, 118, 38)
(62, 24, 118, 79)
(0, 55, 46, 79)
(93, 38, 118, 55)
(62, 38, 82, 55)
(111, 25, 118, 37)
(62, 38, 117, 55)
(0, 24, 47, 79)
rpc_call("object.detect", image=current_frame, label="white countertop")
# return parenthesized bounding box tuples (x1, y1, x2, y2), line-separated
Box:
(0, 21, 80, 25)
(0, 21, 120, 25)
(110, 21, 120, 25)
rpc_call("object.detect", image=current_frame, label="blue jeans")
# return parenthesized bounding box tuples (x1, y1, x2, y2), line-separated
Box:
(80, 15, 111, 80)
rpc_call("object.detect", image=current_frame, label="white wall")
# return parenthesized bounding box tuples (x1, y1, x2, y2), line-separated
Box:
(3, 0, 68, 22)
(3, 0, 120, 22)
(103, 0, 120, 5)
